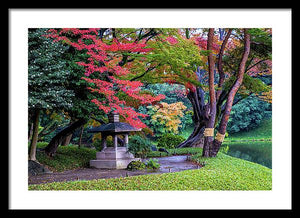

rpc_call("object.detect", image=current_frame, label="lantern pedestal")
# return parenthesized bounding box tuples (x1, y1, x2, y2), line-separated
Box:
(88, 112, 141, 169)
(90, 147, 140, 169)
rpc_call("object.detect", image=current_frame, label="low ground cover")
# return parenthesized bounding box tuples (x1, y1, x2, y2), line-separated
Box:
(31, 117, 272, 191)
(35, 142, 97, 172)
(29, 150, 272, 190)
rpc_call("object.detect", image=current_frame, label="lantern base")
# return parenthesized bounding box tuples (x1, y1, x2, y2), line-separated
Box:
(90, 147, 140, 169)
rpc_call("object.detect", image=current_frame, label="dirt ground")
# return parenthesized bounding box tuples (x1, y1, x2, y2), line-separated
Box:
(28, 155, 200, 185)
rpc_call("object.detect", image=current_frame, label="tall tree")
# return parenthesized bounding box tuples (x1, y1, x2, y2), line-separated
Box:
(210, 28, 251, 157)
(126, 28, 271, 157)
(28, 28, 74, 160)
(202, 28, 217, 157)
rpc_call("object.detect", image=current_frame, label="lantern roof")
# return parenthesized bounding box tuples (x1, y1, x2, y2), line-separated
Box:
(88, 122, 141, 133)
(88, 112, 141, 133)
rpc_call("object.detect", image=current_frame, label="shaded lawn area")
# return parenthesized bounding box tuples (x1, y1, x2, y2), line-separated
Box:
(225, 118, 272, 141)
(29, 150, 272, 191)
(35, 142, 97, 172)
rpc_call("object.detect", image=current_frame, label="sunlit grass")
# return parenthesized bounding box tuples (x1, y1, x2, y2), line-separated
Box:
(29, 151, 272, 191)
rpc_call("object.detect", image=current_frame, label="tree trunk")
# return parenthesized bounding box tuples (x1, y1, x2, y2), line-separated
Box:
(61, 120, 74, 146)
(28, 122, 33, 141)
(177, 87, 207, 148)
(216, 29, 232, 102)
(28, 109, 40, 161)
(61, 133, 73, 146)
(202, 28, 217, 157)
(78, 126, 84, 148)
(211, 29, 251, 157)
(44, 118, 87, 157)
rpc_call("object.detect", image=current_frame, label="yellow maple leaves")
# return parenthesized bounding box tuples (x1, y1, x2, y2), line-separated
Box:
(151, 102, 187, 134)
(258, 89, 272, 103)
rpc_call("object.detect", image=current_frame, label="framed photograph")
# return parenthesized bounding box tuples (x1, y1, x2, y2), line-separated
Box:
(9, 8, 292, 210)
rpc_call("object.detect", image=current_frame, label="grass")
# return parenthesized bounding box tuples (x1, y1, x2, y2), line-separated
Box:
(178, 118, 272, 143)
(225, 118, 272, 142)
(221, 119, 272, 168)
(30, 118, 272, 191)
(29, 149, 272, 191)
(35, 142, 97, 172)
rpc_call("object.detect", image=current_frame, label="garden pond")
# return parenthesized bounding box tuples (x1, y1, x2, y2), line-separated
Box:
(221, 141, 272, 169)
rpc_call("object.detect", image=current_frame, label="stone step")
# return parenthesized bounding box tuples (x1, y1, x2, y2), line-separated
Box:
(102, 147, 127, 152)
(90, 158, 140, 169)
(96, 150, 134, 159)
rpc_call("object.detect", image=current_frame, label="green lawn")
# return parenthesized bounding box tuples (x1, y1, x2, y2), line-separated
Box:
(179, 118, 272, 142)
(30, 118, 272, 191)
(225, 118, 272, 141)
(29, 149, 272, 190)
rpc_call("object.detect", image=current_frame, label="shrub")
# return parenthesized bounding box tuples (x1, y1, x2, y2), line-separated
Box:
(145, 158, 160, 170)
(227, 95, 271, 134)
(126, 160, 146, 171)
(157, 133, 185, 149)
(128, 135, 152, 158)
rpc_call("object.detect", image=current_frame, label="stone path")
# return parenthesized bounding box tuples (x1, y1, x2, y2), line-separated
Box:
(28, 155, 200, 185)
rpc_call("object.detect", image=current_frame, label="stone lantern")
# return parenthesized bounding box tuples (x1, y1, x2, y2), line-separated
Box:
(88, 112, 141, 169)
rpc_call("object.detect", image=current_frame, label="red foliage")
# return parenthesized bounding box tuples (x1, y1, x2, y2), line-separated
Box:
(194, 36, 219, 52)
(46, 28, 165, 129)
(165, 36, 178, 45)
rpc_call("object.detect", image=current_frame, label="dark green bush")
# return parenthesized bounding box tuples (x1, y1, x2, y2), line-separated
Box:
(227, 95, 271, 134)
(126, 160, 146, 171)
(128, 135, 152, 158)
(157, 133, 185, 149)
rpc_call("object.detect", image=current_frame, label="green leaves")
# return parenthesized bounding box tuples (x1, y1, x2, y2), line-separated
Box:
(227, 95, 271, 133)
(28, 28, 75, 111)
(145, 31, 204, 85)
(127, 135, 153, 158)
(157, 133, 185, 149)
(242, 74, 270, 94)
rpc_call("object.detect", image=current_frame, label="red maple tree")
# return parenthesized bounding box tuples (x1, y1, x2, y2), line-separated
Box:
(46, 28, 165, 129)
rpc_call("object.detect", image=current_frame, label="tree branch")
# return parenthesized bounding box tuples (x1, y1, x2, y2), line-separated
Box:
(91, 116, 106, 125)
(216, 29, 232, 101)
(130, 65, 158, 81)
(245, 59, 267, 73)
